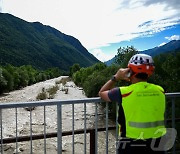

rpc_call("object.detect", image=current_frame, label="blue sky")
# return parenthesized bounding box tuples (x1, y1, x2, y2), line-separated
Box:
(0, 0, 180, 62)
(97, 25, 180, 59)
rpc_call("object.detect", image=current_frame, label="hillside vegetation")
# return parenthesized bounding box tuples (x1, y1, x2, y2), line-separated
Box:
(0, 64, 62, 94)
(0, 13, 99, 71)
(72, 46, 180, 95)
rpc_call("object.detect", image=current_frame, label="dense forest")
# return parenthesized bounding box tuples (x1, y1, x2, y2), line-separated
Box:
(0, 65, 63, 94)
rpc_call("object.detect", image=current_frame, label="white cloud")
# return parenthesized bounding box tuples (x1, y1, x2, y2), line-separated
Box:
(158, 42, 167, 47)
(2, 0, 180, 51)
(158, 34, 180, 47)
(165, 35, 180, 41)
(91, 49, 114, 62)
(0, 0, 3, 12)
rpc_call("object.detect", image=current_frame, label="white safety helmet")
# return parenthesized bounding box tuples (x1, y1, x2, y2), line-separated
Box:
(128, 54, 155, 76)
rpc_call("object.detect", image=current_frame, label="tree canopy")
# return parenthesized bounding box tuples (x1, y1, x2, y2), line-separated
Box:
(0, 64, 63, 94)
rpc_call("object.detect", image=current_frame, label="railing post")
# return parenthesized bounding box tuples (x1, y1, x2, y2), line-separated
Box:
(105, 102, 108, 154)
(90, 129, 95, 154)
(95, 103, 98, 154)
(43, 106, 47, 154)
(116, 103, 118, 154)
(30, 110, 33, 153)
(15, 108, 18, 154)
(0, 109, 3, 154)
(57, 104, 62, 154)
(72, 104, 75, 154)
(84, 103, 87, 154)
(172, 97, 176, 154)
(172, 97, 175, 129)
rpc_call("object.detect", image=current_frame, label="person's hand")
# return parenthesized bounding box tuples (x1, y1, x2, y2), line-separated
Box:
(114, 68, 130, 81)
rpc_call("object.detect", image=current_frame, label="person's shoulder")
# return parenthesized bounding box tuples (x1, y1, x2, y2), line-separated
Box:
(109, 87, 120, 94)
(120, 84, 133, 94)
(149, 83, 164, 92)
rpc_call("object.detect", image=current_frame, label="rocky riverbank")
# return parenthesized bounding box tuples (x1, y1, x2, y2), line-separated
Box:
(0, 76, 116, 154)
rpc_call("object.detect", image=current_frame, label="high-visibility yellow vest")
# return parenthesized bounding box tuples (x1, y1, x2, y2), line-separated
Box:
(119, 82, 166, 139)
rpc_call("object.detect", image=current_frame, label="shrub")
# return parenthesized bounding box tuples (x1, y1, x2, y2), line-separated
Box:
(55, 77, 71, 85)
(36, 91, 48, 100)
(47, 85, 59, 99)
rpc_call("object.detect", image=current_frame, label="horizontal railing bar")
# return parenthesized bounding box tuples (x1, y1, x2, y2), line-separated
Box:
(166, 118, 180, 123)
(1, 117, 180, 144)
(1, 116, 180, 145)
(0, 92, 180, 109)
(0, 97, 104, 109)
(0, 126, 116, 144)
(165, 92, 180, 97)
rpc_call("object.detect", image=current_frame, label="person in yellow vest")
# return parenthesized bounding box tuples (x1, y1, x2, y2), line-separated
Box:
(99, 54, 167, 153)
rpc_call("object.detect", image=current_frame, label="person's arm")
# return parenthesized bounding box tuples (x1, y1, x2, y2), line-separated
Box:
(99, 68, 130, 102)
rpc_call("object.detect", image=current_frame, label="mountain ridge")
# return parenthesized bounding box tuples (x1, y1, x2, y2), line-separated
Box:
(0, 13, 99, 70)
(140, 40, 180, 56)
(105, 40, 180, 65)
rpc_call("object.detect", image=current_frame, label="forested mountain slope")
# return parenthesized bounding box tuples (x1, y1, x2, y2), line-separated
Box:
(0, 13, 99, 70)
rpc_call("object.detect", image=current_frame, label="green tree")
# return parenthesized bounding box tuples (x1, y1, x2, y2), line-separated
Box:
(70, 63, 81, 77)
(150, 51, 180, 92)
(91, 63, 106, 71)
(45, 67, 62, 78)
(13, 71, 21, 89)
(83, 71, 107, 97)
(2, 68, 14, 92)
(23, 65, 37, 85)
(0, 68, 7, 94)
(17, 68, 29, 87)
(73, 70, 83, 86)
(82, 65, 119, 97)
(72, 63, 106, 87)
(4, 64, 14, 75)
(115, 46, 138, 67)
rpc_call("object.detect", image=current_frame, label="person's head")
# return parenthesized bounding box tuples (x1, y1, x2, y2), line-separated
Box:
(128, 54, 155, 82)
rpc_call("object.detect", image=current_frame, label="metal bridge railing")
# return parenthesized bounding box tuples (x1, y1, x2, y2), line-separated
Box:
(0, 93, 180, 154)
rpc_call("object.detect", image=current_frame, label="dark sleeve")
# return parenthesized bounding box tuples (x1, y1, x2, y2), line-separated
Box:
(108, 87, 122, 104)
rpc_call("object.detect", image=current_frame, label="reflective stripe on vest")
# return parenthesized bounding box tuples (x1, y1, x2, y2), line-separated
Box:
(129, 120, 164, 128)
